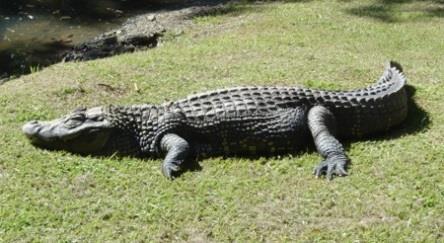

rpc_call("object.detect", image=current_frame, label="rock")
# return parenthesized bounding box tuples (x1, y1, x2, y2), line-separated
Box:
(147, 15, 156, 21)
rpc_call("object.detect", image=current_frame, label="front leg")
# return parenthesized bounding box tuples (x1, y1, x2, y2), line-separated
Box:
(308, 106, 349, 180)
(160, 133, 191, 179)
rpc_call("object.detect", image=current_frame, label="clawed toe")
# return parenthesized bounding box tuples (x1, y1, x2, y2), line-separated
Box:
(162, 163, 182, 180)
(313, 158, 348, 180)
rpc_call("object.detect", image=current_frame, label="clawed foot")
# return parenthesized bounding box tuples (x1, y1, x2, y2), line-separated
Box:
(313, 157, 349, 180)
(162, 161, 182, 180)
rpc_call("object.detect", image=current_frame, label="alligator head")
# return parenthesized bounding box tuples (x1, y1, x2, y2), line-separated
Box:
(22, 107, 115, 155)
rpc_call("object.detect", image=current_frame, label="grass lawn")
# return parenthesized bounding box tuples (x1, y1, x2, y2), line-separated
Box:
(1, 0, 444, 241)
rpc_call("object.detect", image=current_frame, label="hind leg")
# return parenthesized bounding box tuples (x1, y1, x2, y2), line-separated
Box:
(308, 106, 349, 180)
(160, 133, 191, 179)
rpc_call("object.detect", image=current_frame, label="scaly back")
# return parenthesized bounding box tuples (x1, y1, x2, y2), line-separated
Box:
(169, 61, 407, 138)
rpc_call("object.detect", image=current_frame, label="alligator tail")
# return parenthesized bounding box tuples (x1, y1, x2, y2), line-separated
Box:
(376, 60, 406, 89)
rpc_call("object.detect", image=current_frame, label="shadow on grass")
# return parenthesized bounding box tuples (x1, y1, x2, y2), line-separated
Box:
(346, 0, 444, 23)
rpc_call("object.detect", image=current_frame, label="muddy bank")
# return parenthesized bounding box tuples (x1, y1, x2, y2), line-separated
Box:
(63, 4, 228, 61)
(0, 1, 231, 83)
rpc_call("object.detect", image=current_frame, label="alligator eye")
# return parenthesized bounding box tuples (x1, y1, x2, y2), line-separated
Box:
(64, 113, 86, 128)
(64, 119, 82, 128)
(70, 113, 86, 121)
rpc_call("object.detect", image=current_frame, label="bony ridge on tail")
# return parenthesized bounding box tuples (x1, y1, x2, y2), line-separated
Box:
(23, 61, 408, 180)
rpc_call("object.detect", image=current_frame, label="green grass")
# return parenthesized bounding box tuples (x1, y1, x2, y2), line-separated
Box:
(1, 0, 444, 241)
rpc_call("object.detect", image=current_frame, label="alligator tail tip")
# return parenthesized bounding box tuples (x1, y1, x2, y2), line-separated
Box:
(388, 60, 403, 73)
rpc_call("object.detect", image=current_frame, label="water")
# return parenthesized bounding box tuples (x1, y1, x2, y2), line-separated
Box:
(0, 0, 177, 81)
(0, 14, 121, 80)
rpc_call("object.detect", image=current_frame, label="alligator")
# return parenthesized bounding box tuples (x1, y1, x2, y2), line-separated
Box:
(22, 61, 408, 180)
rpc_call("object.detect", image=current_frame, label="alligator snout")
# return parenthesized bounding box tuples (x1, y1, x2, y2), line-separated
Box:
(22, 120, 58, 145)
(22, 121, 42, 139)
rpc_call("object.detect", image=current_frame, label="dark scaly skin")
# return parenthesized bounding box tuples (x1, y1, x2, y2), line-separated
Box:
(22, 62, 408, 180)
